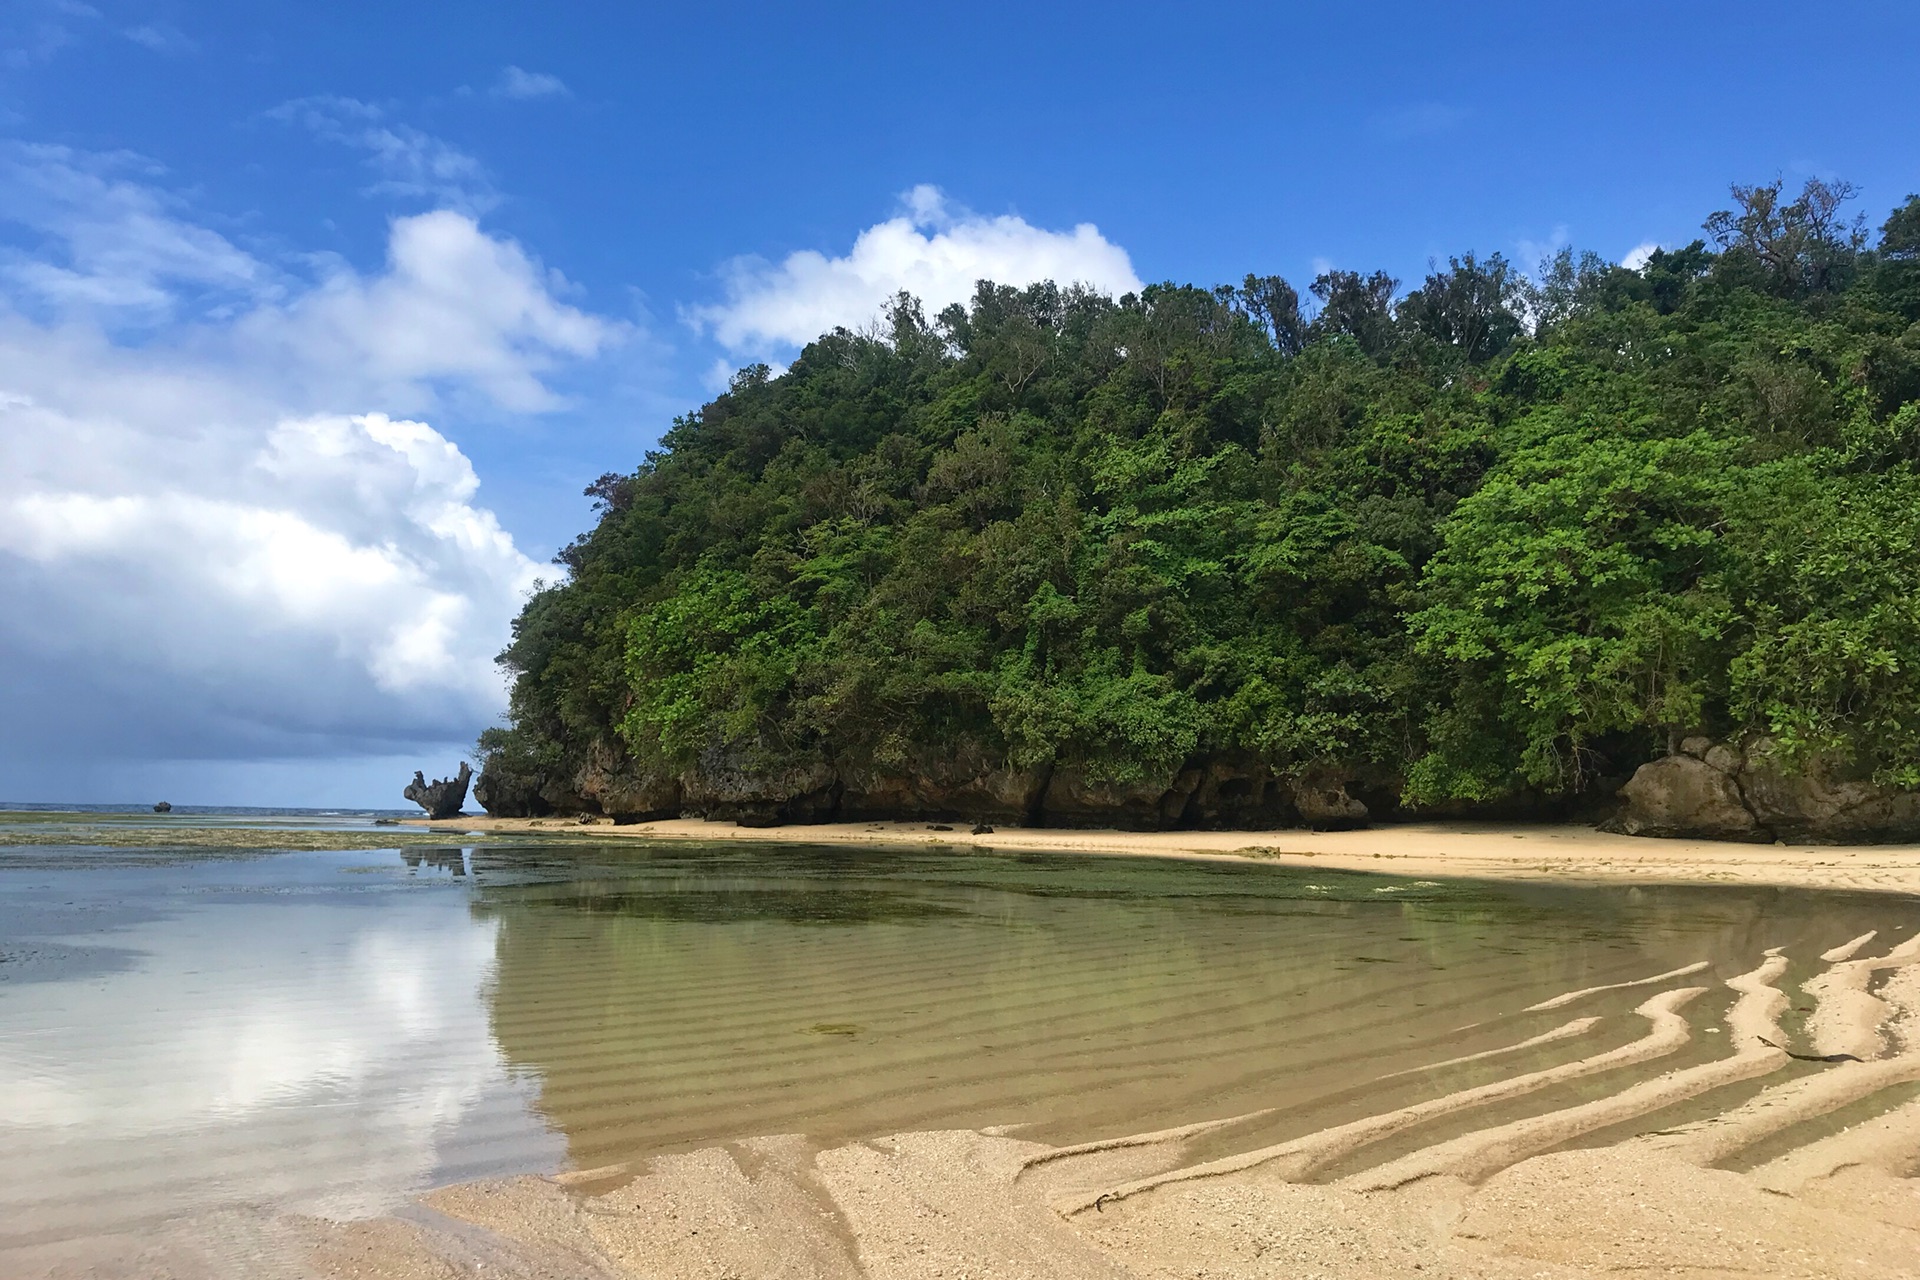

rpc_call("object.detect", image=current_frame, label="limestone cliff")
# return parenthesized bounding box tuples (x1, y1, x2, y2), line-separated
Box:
(1609, 737, 1920, 844)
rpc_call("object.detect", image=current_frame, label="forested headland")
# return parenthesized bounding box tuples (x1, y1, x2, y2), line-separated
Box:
(477, 180, 1920, 837)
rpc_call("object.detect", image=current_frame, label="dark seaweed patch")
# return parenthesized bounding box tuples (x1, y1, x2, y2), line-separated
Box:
(0, 940, 143, 985)
(534, 887, 974, 925)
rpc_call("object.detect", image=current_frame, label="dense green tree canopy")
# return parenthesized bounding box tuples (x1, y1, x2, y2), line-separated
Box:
(483, 180, 1920, 820)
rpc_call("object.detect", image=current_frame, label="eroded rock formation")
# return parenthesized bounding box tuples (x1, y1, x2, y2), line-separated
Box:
(404, 763, 472, 820)
(1611, 737, 1920, 843)
(1289, 769, 1371, 830)
(476, 726, 1920, 842)
(1610, 753, 1763, 841)
(473, 738, 1383, 832)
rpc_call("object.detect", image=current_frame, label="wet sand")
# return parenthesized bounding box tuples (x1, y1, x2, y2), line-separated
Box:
(283, 929, 1920, 1278)
(422, 814, 1920, 896)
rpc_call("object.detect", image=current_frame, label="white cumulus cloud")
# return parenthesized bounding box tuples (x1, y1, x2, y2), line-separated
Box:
(1622, 240, 1662, 271)
(0, 146, 621, 779)
(493, 65, 568, 99)
(243, 209, 613, 412)
(689, 185, 1142, 353)
(1516, 225, 1571, 275)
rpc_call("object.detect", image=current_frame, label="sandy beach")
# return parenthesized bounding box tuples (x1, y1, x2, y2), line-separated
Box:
(414, 814, 1920, 897)
(285, 929, 1920, 1279)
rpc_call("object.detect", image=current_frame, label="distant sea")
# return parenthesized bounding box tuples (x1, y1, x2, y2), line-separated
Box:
(0, 801, 416, 827)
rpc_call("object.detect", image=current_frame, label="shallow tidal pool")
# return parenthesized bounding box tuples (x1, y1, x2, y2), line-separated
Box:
(3, 833, 1916, 1264)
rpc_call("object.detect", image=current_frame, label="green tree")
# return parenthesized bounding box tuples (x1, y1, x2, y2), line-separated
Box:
(480, 178, 1920, 825)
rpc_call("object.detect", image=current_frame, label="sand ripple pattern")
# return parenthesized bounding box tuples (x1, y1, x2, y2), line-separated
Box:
(280, 933, 1920, 1279)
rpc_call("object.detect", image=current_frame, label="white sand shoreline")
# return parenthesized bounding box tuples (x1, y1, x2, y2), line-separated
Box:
(410, 814, 1920, 896)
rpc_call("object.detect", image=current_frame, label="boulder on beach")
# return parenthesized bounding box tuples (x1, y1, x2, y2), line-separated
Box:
(1610, 736, 1920, 843)
(1609, 753, 1762, 840)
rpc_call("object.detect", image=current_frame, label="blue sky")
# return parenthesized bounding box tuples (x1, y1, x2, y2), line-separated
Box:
(1, 0, 1916, 805)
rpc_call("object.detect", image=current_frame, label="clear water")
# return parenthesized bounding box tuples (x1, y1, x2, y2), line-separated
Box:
(2, 834, 1916, 1265)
